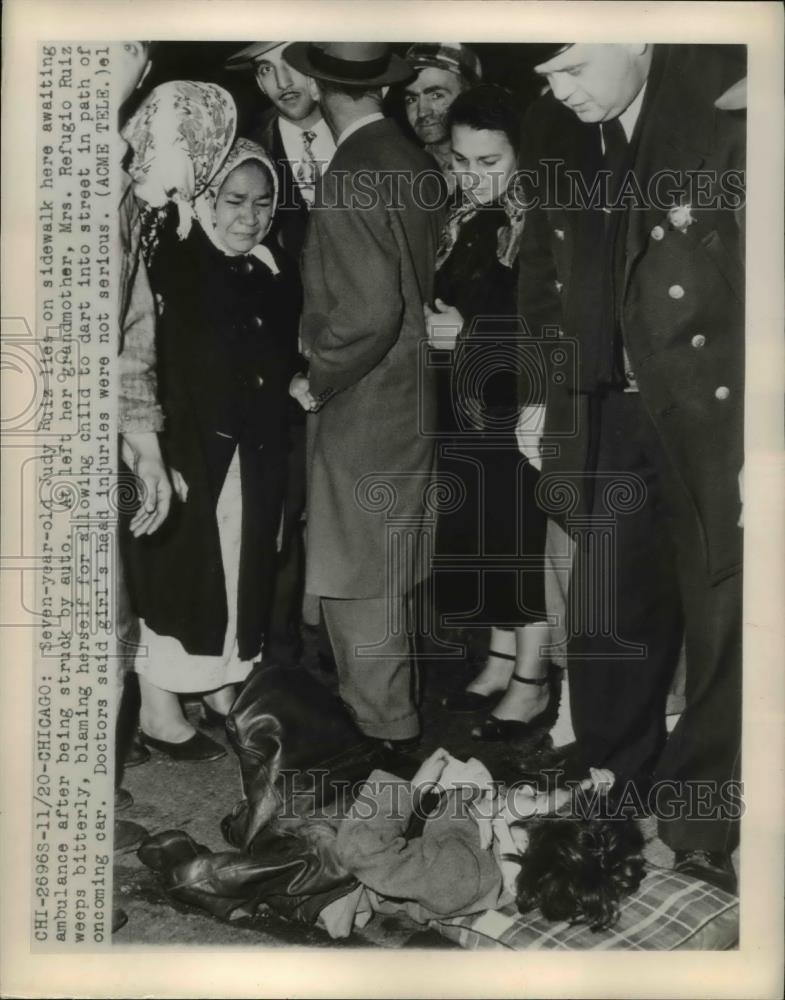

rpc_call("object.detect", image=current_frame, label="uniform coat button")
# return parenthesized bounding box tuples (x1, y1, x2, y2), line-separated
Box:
(252, 316, 264, 329)
(256, 375, 265, 388)
(714, 385, 730, 400)
(651, 225, 665, 241)
(554, 280, 563, 293)
(241, 260, 254, 276)
(554, 228, 565, 241)
(691, 333, 706, 348)
(668, 284, 685, 299)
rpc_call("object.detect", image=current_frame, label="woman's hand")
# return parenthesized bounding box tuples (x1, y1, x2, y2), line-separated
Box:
(289, 374, 318, 412)
(580, 767, 615, 792)
(515, 403, 546, 472)
(170, 468, 189, 504)
(120, 432, 173, 537)
(424, 298, 463, 350)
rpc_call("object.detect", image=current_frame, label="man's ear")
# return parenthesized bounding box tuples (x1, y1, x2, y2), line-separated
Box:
(306, 76, 321, 103)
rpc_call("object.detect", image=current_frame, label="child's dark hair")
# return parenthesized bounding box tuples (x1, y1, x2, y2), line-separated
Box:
(510, 787, 646, 931)
(445, 83, 522, 150)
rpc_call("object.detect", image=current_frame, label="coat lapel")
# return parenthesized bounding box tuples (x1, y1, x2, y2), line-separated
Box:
(624, 45, 714, 285)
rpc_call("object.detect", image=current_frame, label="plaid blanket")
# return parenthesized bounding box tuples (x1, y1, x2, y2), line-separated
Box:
(430, 866, 739, 950)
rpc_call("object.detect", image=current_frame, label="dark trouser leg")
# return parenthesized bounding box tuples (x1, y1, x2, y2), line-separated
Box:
(654, 467, 742, 852)
(320, 595, 419, 741)
(566, 391, 683, 781)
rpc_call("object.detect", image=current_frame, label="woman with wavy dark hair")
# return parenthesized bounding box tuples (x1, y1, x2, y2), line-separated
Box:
(425, 84, 556, 742)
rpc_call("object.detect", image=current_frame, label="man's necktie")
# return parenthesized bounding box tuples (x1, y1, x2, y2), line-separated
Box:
(295, 129, 320, 208)
(601, 116, 629, 211)
(601, 117, 637, 389)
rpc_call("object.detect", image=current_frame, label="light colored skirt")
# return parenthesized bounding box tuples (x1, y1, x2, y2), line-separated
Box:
(134, 448, 257, 694)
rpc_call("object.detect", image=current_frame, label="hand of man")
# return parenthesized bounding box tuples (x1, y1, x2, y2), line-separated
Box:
(289, 373, 318, 412)
(121, 431, 173, 537)
(424, 299, 463, 350)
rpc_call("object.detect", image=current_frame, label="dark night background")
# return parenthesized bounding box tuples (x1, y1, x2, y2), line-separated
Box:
(122, 42, 553, 136)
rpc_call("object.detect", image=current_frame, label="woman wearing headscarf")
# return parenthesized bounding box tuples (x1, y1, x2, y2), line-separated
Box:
(121, 82, 302, 760)
(424, 84, 558, 743)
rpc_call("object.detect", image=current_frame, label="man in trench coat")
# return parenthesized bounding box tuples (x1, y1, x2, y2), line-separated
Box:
(285, 42, 445, 743)
(517, 43, 746, 891)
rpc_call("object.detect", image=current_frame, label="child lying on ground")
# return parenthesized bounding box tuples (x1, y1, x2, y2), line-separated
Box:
(138, 747, 646, 938)
(316, 748, 645, 938)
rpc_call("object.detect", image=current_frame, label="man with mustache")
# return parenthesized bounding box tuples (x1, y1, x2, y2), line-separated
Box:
(402, 43, 482, 177)
(226, 41, 336, 257)
(517, 43, 746, 894)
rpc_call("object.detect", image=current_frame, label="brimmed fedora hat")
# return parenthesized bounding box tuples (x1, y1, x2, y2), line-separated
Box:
(225, 41, 285, 71)
(283, 42, 414, 86)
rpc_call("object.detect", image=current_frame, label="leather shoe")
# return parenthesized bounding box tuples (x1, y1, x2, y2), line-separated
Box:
(378, 734, 421, 753)
(115, 787, 134, 812)
(140, 729, 227, 762)
(673, 849, 737, 895)
(124, 734, 151, 768)
(115, 818, 149, 855)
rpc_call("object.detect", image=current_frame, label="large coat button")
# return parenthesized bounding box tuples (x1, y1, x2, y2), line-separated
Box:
(668, 284, 685, 299)
(651, 225, 665, 241)
(715, 385, 730, 400)
(691, 333, 706, 348)
(242, 260, 254, 276)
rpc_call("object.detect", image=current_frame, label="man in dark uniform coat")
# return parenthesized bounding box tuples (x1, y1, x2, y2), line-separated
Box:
(517, 43, 745, 892)
(226, 42, 337, 664)
(284, 41, 444, 745)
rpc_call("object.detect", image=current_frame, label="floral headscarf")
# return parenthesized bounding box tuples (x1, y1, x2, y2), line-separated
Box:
(122, 80, 237, 240)
(193, 138, 280, 275)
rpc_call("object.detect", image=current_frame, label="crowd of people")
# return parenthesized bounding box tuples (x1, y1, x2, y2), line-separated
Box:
(112, 39, 745, 935)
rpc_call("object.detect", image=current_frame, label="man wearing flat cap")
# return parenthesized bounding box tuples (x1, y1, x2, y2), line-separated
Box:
(284, 41, 445, 747)
(402, 42, 482, 176)
(517, 43, 746, 893)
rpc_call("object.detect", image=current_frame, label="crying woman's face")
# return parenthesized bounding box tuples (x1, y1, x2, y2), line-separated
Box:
(214, 161, 274, 254)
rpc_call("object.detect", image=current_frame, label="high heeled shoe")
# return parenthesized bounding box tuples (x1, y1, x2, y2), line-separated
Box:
(441, 648, 517, 713)
(471, 666, 561, 743)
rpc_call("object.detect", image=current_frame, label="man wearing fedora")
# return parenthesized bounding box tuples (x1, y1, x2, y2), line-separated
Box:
(517, 43, 746, 892)
(283, 41, 445, 747)
(402, 42, 482, 177)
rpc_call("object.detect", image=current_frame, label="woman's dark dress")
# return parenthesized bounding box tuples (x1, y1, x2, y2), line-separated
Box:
(433, 202, 546, 626)
(122, 215, 301, 660)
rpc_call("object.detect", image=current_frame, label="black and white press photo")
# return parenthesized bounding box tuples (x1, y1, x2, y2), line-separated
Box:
(1, 2, 783, 998)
